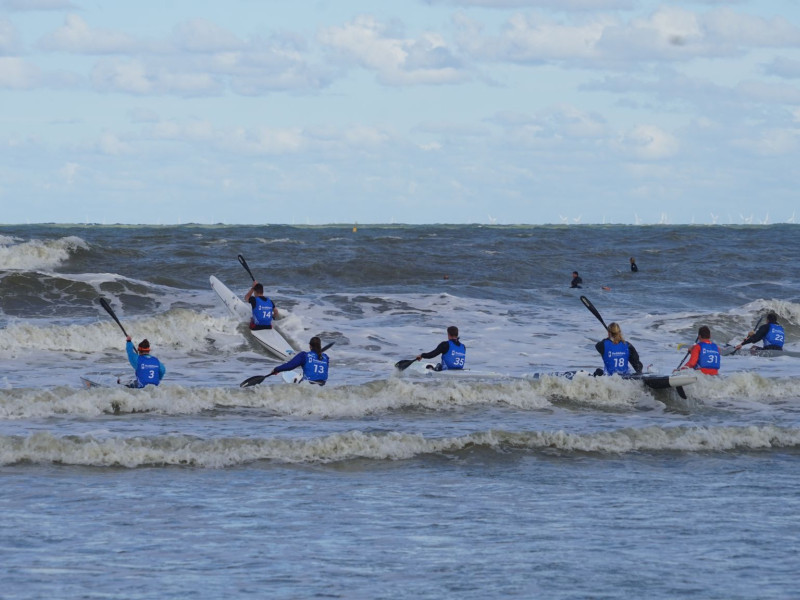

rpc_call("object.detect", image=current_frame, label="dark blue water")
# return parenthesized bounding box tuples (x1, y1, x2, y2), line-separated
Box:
(1, 224, 799, 599)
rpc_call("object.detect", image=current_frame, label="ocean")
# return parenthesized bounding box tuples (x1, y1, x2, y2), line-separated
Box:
(1, 223, 799, 599)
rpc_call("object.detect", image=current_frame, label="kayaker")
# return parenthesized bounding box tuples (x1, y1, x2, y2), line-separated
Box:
(682, 326, 721, 375)
(415, 326, 466, 371)
(594, 322, 643, 376)
(735, 313, 784, 352)
(125, 336, 166, 387)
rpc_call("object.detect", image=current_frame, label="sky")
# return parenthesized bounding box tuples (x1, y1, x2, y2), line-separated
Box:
(1, 0, 799, 225)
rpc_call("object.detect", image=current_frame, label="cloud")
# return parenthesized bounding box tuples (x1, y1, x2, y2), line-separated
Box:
(763, 57, 800, 79)
(425, 0, 634, 9)
(171, 19, 245, 53)
(0, 57, 40, 88)
(456, 7, 800, 68)
(0, 18, 21, 55)
(90, 58, 223, 96)
(319, 16, 469, 85)
(2, 0, 76, 10)
(616, 124, 679, 160)
(39, 14, 139, 54)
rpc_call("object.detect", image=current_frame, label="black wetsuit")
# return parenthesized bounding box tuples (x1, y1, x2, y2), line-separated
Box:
(742, 323, 782, 350)
(420, 341, 452, 360)
(631, 262, 638, 272)
(570, 276, 583, 288)
(594, 340, 644, 373)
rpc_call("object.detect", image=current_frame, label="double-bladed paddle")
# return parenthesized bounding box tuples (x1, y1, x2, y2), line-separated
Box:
(394, 358, 418, 371)
(240, 342, 335, 387)
(731, 316, 763, 355)
(582, 296, 687, 399)
(580, 295, 609, 332)
(98, 297, 129, 338)
(238, 254, 257, 283)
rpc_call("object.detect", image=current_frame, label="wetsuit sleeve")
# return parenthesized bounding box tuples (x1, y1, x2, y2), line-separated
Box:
(273, 352, 306, 374)
(159, 362, 166, 378)
(420, 341, 450, 360)
(595, 340, 605, 355)
(684, 345, 700, 369)
(248, 297, 257, 309)
(743, 324, 769, 345)
(627, 343, 643, 373)
(126, 341, 139, 370)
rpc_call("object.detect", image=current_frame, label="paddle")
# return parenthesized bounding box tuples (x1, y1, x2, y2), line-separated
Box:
(583, 296, 687, 399)
(98, 297, 129, 338)
(238, 254, 256, 282)
(240, 342, 335, 387)
(580, 295, 609, 331)
(394, 358, 417, 371)
(732, 316, 763, 355)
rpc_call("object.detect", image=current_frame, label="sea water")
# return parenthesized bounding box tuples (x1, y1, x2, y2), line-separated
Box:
(1, 224, 799, 599)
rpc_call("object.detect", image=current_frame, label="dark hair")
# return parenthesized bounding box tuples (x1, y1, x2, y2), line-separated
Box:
(137, 339, 150, 353)
(253, 283, 264, 293)
(447, 326, 459, 338)
(698, 326, 711, 339)
(767, 312, 778, 324)
(309, 336, 322, 359)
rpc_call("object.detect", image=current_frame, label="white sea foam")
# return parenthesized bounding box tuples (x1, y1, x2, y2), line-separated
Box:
(2, 425, 798, 468)
(0, 236, 88, 270)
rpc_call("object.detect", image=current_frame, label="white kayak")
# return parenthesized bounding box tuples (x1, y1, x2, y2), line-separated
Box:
(527, 370, 697, 391)
(210, 275, 293, 361)
(401, 362, 508, 379)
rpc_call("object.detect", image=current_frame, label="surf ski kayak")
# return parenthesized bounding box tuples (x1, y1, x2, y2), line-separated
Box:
(209, 275, 293, 361)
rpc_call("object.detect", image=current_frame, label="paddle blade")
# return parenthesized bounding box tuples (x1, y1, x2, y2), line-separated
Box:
(580, 295, 608, 330)
(395, 359, 416, 371)
(98, 297, 128, 337)
(321, 342, 335, 352)
(676, 386, 687, 400)
(237, 254, 256, 282)
(240, 374, 270, 388)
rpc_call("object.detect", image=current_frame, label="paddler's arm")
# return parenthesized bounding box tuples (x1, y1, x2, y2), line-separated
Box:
(594, 340, 605, 355)
(682, 344, 701, 370)
(627, 343, 643, 373)
(417, 341, 449, 361)
(737, 324, 768, 349)
(125, 337, 139, 369)
(271, 351, 306, 375)
(244, 282, 259, 302)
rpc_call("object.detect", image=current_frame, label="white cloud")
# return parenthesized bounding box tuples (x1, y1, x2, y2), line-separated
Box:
(0, 56, 40, 88)
(457, 7, 800, 67)
(59, 161, 78, 184)
(616, 124, 679, 160)
(90, 58, 223, 96)
(319, 16, 469, 85)
(39, 14, 139, 54)
(172, 19, 244, 53)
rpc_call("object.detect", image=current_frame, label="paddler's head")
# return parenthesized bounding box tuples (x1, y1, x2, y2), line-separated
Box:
(447, 325, 459, 340)
(607, 322, 624, 344)
(698, 326, 711, 340)
(137, 339, 151, 354)
(767, 312, 778, 324)
(253, 283, 264, 295)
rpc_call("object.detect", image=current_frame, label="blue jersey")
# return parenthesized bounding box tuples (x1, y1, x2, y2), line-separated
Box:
(302, 352, 329, 382)
(441, 340, 466, 370)
(763, 324, 785, 349)
(251, 296, 275, 327)
(602, 339, 629, 375)
(135, 354, 163, 387)
(696, 341, 721, 371)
